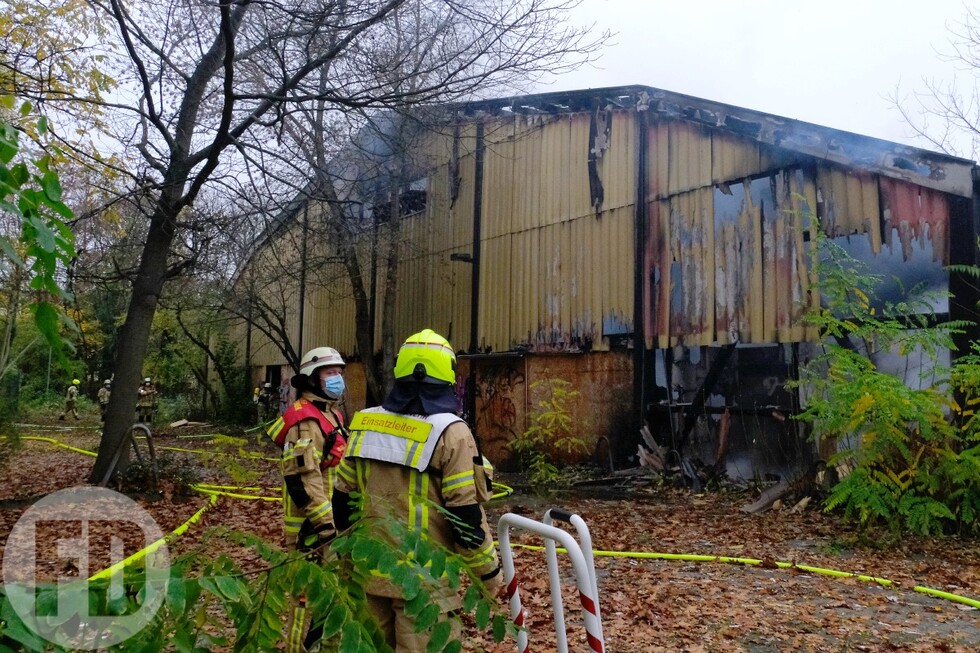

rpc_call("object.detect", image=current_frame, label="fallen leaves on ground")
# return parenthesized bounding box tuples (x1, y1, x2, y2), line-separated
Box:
(1, 429, 977, 652)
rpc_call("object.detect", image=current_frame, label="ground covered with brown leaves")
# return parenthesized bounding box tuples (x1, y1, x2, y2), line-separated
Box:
(1, 424, 977, 652)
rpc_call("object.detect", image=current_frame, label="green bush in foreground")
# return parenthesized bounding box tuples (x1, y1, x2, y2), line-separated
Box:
(795, 236, 980, 537)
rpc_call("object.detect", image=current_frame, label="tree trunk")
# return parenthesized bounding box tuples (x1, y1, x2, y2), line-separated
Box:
(0, 263, 24, 375)
(88, 205, 177, 483)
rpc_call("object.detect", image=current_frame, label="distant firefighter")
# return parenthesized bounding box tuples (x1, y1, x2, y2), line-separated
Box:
(97, 379, 112, 422)
(58, 379, 81, 421)
(136, 377, 158, 423)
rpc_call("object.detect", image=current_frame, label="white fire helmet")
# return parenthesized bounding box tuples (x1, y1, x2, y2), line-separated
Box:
(298, 347, 345, 376)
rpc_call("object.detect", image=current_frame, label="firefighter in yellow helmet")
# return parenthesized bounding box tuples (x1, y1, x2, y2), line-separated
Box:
(266, 346, 349, 653)
(334, 329, 499, 653)
(58, 379, 82, 421)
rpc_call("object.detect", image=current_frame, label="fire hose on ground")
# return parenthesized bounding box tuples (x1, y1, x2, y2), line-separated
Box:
(2, 434, 977, 611)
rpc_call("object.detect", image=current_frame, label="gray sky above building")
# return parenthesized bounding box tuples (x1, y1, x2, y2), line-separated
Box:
(542, 0, 973, 156)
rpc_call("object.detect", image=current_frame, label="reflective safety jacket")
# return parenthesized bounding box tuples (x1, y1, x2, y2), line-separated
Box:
(335, 407, 499, 601)
(268, 393, 348, 549)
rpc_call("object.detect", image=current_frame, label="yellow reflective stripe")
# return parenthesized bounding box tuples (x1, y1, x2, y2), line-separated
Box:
(309, 501, 332, 521)
(442, 470, 473, 493)
(357, 458, 368, 491)
(337, 458, 356, 484)
(404, 440, 421, 468)
(281, 438, 316, 462)
(419, 474, 429, 531)
(461, 540, 496, 567)
(350, 431, 365, 457)
(267, 417, 285, 441)
(406, 470, 429, 532)
(287, 606, 305, 653)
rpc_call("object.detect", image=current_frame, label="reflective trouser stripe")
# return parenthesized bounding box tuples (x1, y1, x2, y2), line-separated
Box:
(309, 500, 331, 521)
(286, 603, 307, 653)
(461, 539, 497, 568)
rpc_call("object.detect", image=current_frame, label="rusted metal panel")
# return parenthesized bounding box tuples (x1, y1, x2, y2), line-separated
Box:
(469, 355, 527, 467)
(645, 119, 670, 202)
(667, 189, 714, 345)
(879, 176, 950, 264)
(467, 351, 632, 469)
(816, 165, 882, 252)
(645, 171, 818, 348)
(525, 353, 632, 465)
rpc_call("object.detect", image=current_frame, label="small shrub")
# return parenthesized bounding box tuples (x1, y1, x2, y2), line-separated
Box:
(510, 378, 590, 491)
(118, 453, 202, 496)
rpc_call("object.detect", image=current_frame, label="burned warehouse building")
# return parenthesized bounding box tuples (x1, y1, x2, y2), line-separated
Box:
(235, 85, 980, 481)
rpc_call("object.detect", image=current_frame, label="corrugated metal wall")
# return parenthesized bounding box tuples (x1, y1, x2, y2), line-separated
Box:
(644, 116, 821, 348)
(475, 111, 635, 351)
(244, 103, 956, 368)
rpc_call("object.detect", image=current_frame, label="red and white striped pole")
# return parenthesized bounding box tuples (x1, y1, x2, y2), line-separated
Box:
(497, 513, 605, 653)
(543, 508, 602, 653)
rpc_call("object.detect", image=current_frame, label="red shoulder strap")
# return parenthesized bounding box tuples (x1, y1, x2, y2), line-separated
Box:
(269, 399, 338, 447)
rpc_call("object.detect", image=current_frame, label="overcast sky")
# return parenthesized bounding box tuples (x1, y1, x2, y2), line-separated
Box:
(540, 0, 976, 157)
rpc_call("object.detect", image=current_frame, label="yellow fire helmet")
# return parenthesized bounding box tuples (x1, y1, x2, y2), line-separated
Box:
(393, 329, 456, 385)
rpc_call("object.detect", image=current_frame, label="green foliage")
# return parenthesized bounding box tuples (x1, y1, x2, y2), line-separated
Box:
(794, 236, 980, 536)
(511, 378, 589, 491)
(214, 336, 252, 425)
(0, 520, 511, 652)
(0, 102, 76, 358)
(193, 435, 271, 485)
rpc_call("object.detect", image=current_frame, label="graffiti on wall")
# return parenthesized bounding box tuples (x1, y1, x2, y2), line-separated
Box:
(472, 361, 526, 466)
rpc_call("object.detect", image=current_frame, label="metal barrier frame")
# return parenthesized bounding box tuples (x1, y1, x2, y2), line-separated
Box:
(497, 511, 604, 653)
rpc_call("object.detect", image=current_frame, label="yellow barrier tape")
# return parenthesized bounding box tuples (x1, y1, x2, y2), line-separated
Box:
(192, 485, 281, 502)
(88, 494, 218, 581)
(3, 435, 98, 457)
(511, 543, 980, 609)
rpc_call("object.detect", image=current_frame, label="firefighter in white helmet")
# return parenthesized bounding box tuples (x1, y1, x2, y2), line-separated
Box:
(266, 346, 349, 652)
(334, 329, 499, 653)
(97, 380, 112, 423)
(136, 377, 157, 423)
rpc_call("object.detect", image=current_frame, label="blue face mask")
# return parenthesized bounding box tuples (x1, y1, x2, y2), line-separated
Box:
(322, 374, 345, 400)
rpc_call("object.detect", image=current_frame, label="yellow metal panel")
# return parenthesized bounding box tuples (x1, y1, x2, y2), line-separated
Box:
(598, 111, 636, 212)
(569, 114, 594, 219)
(483, 121, 514, 240)
(668, 122, 712, 195)
(711, 131, 763, 184)
(816, 165, 881, 252)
